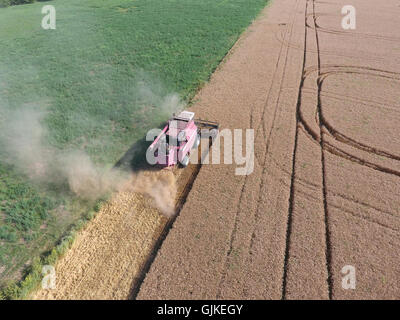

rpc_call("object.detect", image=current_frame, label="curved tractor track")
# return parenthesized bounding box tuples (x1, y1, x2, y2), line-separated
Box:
(283, 0, 400, 299)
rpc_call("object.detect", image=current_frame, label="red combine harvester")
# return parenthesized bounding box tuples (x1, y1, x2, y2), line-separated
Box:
(147, 111, 219, 167)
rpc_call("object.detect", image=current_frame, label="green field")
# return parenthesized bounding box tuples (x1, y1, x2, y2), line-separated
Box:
(0, 0, 267, 290)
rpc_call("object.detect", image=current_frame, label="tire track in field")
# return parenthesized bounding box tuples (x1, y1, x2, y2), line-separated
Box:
(261, 148, 400, 223)
(293, 187, 400, 235)
(299, 66, 400, 176)
(282, 0, 336, 299)
(310, 0, 334, 299)
(281, 0, 310, 300)
(215, 1, 298, 297)
(301, 87, 400, 117)
(249, 0, 302, 257)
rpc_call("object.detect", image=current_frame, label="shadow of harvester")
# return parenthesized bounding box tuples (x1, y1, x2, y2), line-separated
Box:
(114, 136, 152, 173)
(114, 120, 169, 173)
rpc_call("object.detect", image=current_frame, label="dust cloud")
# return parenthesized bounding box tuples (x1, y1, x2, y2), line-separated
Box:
(0, 104, 127, 200)
(0, 93, 181, 214)
(131, 171, 177, 217)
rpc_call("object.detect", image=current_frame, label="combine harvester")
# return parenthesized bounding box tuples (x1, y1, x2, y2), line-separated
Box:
(147, 111, 219, 168)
